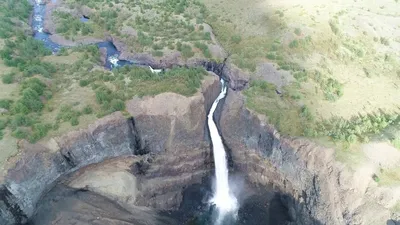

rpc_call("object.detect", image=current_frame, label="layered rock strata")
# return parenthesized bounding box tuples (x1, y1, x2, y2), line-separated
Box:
(0, 74, 221, 225)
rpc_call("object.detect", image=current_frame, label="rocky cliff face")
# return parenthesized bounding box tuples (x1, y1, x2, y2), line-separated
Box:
(219, 91, 342, 224)
(0, 74, 221, 225)
(0, 112, 138, 224)
(125, 74, 220, 210)
(219, 90, 399, 225)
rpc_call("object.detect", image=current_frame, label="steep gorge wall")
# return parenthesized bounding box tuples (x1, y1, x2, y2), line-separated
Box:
(220, 90, 348, 225)
(0, 112, 138, 225)
(0, 74, 221, 225)
(126, 74, 220, 209)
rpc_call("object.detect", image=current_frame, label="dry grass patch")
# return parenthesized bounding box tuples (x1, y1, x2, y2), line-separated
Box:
(202, 0, 400, 141)
(377, 167, 400, 186)
(0, 130, 18, 169)
(43, 52, 84, 65)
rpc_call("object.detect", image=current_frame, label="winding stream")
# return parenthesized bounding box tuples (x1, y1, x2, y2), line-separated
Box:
(32, 0, 133, 69)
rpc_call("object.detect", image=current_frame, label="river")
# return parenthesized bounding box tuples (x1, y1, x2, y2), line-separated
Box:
(31, 0, 133, 69)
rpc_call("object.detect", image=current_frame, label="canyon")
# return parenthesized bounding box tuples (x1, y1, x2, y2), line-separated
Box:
(0, 71, 398, 224)
(0, 0, 399, 225)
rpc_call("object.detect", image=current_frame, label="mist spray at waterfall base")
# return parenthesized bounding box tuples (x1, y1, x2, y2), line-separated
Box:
(208, 79, 238, 224)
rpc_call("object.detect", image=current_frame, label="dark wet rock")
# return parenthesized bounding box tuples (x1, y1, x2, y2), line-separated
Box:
(188, 59, 249, 91)
(222, 63, 250, 91)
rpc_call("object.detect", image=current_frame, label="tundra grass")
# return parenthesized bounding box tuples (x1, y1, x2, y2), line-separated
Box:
(202, 0, 400, 146)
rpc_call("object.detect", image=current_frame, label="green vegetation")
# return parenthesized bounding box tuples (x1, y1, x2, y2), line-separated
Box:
(178, 43, 195, 58)
(0, 0, 31, 38)
(2, 72, 16, 84)
(0, 36, 54, 77)
(244, 80, 305, 135)
(376, 167, 400, 186)
(55, 104, 95, 127)
(111, 66, 207, 97)
(316, 114, 399, 143)
(380, 37, 390, 46)
(0, 28, 208, 143)
(194, 42, 211, 58)
(0, 99, 13, 110)
(329, 19, 340, 35)
(294, 28, 302, 36)
(392, 137, 400, 149)
(245, 79, 399, 145)
(230, 35, 242, 44)
(54, 11, 93, 38)
(60, 0, 214, 59)
(322, 78, 343, 102)
(152, 50, 164, 57)
(288, 36, 312, 49)
(0, 78, 54, 142)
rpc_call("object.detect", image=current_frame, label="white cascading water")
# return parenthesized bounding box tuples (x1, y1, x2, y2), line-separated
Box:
(108, 55, 119, 67)
(208, 79, 238, 223)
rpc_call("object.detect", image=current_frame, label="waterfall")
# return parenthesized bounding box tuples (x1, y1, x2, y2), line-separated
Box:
(208, 79, 238, 223)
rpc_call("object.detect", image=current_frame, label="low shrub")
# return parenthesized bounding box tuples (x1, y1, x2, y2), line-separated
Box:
(82, 105, 93, 114)
(194, 42, 211, 58)
(179, 44, 194, 58)
(231, 35, 242, 44)
(0, 99, 13, 110)
(152, 51, 164, 57)
(29, 123, 52, 142)
(2, 72, 16, 84)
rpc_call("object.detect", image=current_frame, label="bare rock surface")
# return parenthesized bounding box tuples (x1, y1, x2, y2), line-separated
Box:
(30, 184, 177, 225)
(67, 157, 141, 207)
